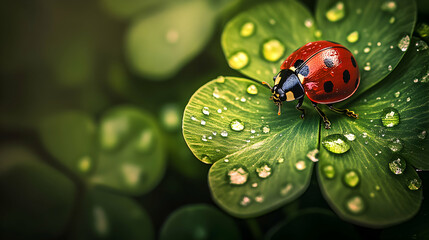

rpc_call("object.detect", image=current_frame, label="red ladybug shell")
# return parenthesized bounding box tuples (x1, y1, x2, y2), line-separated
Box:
(281, 41, 360, 104)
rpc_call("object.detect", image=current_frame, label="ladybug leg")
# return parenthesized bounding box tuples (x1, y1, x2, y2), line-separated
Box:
(312, 102, 331, 129)
(296, 98, 305, 119)
(326, 104, 359, 119)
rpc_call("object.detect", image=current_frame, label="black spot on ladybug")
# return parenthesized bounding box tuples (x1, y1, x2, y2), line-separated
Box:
(343, 70, 350, 83)
(324, 81, 334, 93)
(351, 56, 357, 68)
(324, 58, 334, 68)
(294, 59, 304, 68)
(298, 65, 309, 77)
(355, 77, 359, 88)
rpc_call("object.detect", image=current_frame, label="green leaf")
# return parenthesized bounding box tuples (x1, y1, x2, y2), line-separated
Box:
(92, 106, 166, 195)
(77, 189, 154, 240)
(38, 111, 97, 176)
(221, 0, 316, 83)
(0, 145, 75, 240)
(183, 76, 318, 217)
(318, 38, 428, 227)
(160, 204, 241, 240)
(316, 0, 417, 98)
(266, 208, 358, 240)
(125, 0, 217, 80)
(99, 0, 170, 19)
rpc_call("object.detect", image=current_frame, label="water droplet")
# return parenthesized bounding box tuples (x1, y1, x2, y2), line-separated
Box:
(344, 133, 356, 141)
(240, 97, 246, 102)
(363, 47, 371, 53)
(389, 157, 406, 175)
(322, 134, 351, 154)
(122, 163, 142, 186)
(200, 120, 206, 126)
(322, 165, 336, 179)
(262, 39, 285, 62)
(165, 29, 179, 44)
(406, 97, 411, 102)
(377, 42, 382, 46)
(137, 129, 153, 151)
(262, 125, 270, 134)
(418, 130, 427, 139)
(78, 156, 91, 172)
(202, 135, 208, 142)
(202, 107, 210, 115)
(326, 2, 345, 22)
(388, 138, 403, 152)
(416, 40, 429, 52)
(389, 16, 396, 24)
(306, 149, 319, 162)
(240, 195, 251, 206)
(388, 65, 393, 71)
(394, 91, 401, 98)
(295, 160, 307, 171)
(408, 178, 422, 190)
(346, 195, 365, 214)
(93, 206, 109, 236)
(213, 87, 220, 98)
(277, 157, 284, 164)
(269, 18, 276, 25)
(240, 22, 255, 37)
(228, 166, 249, 185)
(224, 159, 229, 163)
(252, 182, 258, 188)
(247, 84, 258, 95)
(220, 130, 228, 137)
(255, 195, 264, 203)
(256, 163, 272, 179)
(201, 154, 211, 163)
(230, 119, 245, 131)
(343, 170, 360, 188)
(381, 1, 397, 12)
(380, 107, 400, 127)
(347, 31, 359, 43)
(364, 65, 371, 71)
(398, 35, 410, 52)
(314, 30, 322, 38)
(228, 51, 249, 70)
(280, 183, 293, 196)
(304, 19, 313, 28)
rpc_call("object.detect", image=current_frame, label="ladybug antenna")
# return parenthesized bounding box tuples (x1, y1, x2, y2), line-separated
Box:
(277, 103, 282, 116)
(262, 81, 272, 90)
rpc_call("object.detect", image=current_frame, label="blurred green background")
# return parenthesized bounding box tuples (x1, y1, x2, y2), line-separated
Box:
(1, 0, 429, 239)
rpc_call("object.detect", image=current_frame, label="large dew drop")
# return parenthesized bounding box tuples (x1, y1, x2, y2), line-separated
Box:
(202, 107, 210, 116)
(247, 84, 258, 95)
(343, 170, 360, 188)
(380, 107, 400, 127)
(295, 160, 307, 171)
(228, 166, 249, 185)
(322, 164, 336, 179)
(322, 134, 351, 154)
(262, 39, 285, 62)
(256, 163, 272, 179)
(388, 138, 403, 152)
(408, 178, 422, 190)
(347, 31, 359, 43)
(230, 119, 245, 131)
(388, 157, 406, 175)
(346, 195, 365, 214)
(228, 51, 249, 70)
(397, 35, 410, 52)
(240, 22, 255, 37)
(326, 2, 345, 22)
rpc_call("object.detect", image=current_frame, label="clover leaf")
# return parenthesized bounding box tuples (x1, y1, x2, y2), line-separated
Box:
(182, 0, 426, 227)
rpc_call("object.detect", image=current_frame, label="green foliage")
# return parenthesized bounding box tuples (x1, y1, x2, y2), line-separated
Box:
(182, 0, 427, 227)
(0, 145, 75, 239)
(77, 189, 154, 239)
(160, 204, 241, 240)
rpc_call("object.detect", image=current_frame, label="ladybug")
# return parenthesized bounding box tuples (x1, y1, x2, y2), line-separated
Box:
(262, 41, 360, 129)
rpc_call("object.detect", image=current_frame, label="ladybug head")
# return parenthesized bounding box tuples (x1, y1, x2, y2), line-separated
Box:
(271, 69, 305, 103)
